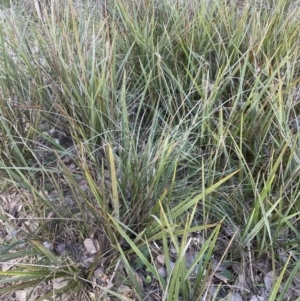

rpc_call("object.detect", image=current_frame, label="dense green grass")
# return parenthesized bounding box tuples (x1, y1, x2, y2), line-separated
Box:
(0, 0, 300, 300)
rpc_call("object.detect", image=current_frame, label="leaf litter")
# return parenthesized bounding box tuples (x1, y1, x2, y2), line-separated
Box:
(1, 181, 299, 300)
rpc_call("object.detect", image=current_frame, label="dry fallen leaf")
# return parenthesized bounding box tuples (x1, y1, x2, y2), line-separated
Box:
(277, 248, 289, 262)
(94, 266, 104, 278)
(156, 254, 165, 265)
(117, 285, 134, 299)
(15, 290, 27, 301)
(56, 242, 66, 255)
(52, 277, 69, 290)
(82, 256, 96, 268)
(43, 241, 53, 250)
(158, 266, 166, 278)
(249, 295, 265, 301)
(84, 238, 97, 254)
(264, 271, 275, 292)
(5, 228, 20, 240)
(234, 273, 251, 293)
(1, 259, 22, 271)
(170, 261, 175, 271)
(294, 283, 300, 298)
(228, 292, 243, 301)
(135, 271, 144, 289)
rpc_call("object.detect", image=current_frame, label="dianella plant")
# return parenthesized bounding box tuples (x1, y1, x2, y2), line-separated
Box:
(0, 0, 300, 300)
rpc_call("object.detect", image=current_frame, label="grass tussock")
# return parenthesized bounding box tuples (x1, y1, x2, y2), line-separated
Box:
(0, 0, 300, 300)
